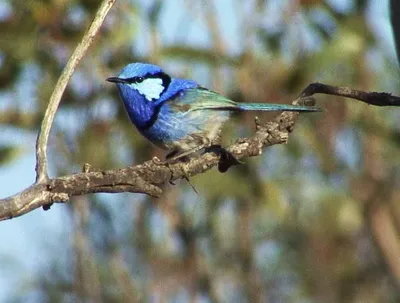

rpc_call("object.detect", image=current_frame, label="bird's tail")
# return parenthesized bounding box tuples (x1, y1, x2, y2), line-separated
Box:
(236, 103, 322, 112)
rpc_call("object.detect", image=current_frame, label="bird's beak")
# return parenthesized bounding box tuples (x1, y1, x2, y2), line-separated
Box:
(106, 77, 129, 84)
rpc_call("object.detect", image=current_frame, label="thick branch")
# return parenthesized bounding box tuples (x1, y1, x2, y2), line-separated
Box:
(0, 107, 298, 221)
(35, 0, 115, 183)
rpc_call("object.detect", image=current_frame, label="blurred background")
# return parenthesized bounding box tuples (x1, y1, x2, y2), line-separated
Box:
(1, 0, 400, 302)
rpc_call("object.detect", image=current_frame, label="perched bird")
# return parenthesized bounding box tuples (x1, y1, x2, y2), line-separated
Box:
(107, 63, 321, 161)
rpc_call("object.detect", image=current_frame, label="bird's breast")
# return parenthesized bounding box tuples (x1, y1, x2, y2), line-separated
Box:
(141, 104, 231, 152)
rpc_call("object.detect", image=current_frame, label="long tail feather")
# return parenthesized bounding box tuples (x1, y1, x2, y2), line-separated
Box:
(236, 103, 322, 112)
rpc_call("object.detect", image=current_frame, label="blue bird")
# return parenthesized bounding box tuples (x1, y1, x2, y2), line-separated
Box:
(107, 63, 321, 162)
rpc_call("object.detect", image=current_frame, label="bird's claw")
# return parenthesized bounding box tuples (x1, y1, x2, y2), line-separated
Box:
(205, 145, 242, 173)
(254, 116, 261, 131)
(297, 96, 316, 106)
(152, 156, 166, 165)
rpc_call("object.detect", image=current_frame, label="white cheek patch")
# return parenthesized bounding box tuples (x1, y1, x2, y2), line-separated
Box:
(130, 78, 165, 101)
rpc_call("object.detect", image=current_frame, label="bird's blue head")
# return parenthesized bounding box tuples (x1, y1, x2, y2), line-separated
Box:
(107, 62, 199, 130)
(107, 63, 171, 103)
(107, 63, 174, 129)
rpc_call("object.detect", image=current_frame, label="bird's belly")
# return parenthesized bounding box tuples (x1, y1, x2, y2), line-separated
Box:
(141, 109, 230, 152)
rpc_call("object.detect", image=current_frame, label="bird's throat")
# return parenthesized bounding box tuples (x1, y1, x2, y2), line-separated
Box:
(118, 85, 160, 130)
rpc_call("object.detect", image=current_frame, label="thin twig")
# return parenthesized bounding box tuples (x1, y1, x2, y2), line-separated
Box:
(299, 82, 400, 106)
(35, 0, 116, 183)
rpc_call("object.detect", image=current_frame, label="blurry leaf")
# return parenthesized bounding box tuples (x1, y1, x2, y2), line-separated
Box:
(0, 111, 40, 129)
(0, 146, 21, 165)
(148, 0, 162, 25)
(338, 198, 363, 234)
(0, 54, 20, 88)
(162, 46, 238, 65)
(257, 28, 283, 53)
(354, 0, 368, 11)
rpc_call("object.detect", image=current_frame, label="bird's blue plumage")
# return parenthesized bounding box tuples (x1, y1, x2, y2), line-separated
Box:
(107, 62, 321, 158)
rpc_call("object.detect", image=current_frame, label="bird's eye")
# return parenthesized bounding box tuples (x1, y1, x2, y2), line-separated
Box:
(136, 77, 144, 83)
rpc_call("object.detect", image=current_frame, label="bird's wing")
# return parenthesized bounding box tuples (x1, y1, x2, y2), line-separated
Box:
(169, 88, 238, 112)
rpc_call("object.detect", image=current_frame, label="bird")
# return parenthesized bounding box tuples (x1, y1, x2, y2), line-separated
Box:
(106, 63, 321, 162)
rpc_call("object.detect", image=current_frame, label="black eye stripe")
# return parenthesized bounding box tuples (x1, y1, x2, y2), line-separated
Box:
(125, 72, 170, 84)
(125, 76, 144, 83)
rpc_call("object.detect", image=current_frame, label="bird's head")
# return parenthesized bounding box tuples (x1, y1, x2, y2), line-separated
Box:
(106, 63, 171, 104)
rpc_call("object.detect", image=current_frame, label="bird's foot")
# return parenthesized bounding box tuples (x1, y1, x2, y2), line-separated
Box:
(152, 156, 167, 166)
(297, 96, 316, 106)
(151, 157, 176, 185)
(206, 145, 242, 172)
(219, 150, 243, 172)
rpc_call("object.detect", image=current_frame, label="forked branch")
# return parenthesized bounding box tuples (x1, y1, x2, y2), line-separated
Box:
(0, 105, 301, 220)
(35, 0, 116, 183)
(1, 80, 400, 221)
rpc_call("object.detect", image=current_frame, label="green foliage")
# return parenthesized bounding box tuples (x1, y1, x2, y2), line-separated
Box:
(0, 146, 21, 165)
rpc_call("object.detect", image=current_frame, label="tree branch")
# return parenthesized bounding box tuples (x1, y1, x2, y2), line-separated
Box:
(35, 0, 115, 183)
(0, 104, 299, 221)
(2, 80, 399, 221)
(299, 82, 400, 106)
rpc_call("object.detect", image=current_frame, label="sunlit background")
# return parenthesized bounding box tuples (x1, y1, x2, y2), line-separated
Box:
(1, 0, 400, 302)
